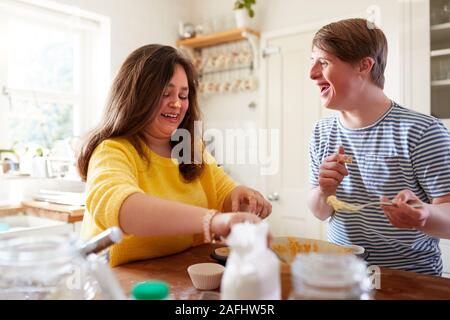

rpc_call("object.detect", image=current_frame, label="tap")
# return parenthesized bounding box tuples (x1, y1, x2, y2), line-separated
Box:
(0, 149, 20, 173)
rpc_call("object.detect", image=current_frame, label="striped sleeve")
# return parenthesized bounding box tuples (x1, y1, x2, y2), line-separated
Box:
(309, 123, 320, 187)
(412, 120, 450, 199)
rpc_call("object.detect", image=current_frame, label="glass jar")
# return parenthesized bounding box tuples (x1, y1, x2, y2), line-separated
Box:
(0, 233, 122, 300)
(290, 253, 373, 300)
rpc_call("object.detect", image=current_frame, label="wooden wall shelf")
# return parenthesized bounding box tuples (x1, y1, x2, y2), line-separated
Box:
(177, 28, 260, 49)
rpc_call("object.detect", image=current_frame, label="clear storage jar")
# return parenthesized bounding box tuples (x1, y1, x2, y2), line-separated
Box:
(0, 234, 100, 300)
(291, 253, 373, 300)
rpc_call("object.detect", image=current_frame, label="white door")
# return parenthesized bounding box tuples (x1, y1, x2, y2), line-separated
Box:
(263, 30, 331, 240)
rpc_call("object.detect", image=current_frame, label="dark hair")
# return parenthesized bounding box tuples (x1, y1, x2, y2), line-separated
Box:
(77, 44, 204, 182)
(312, 18, 388, 89)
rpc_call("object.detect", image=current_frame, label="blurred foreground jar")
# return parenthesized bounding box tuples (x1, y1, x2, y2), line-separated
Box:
(0, 228, 126, 300)
(291, 253, 372, 300)
(221, 221, 281, 300)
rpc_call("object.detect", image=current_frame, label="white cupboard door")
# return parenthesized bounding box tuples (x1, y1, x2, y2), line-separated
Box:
(264, 30, 327, 240)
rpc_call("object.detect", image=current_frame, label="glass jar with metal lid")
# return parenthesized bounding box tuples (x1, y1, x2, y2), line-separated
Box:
(0, 228, 125, 300)
(291, 253, 373, 300)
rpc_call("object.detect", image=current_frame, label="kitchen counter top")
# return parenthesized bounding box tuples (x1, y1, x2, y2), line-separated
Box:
(0, 204, 23, 216)
(21, 200, 84, 223)
(0, 200, 84, 223)
(113, 243, 450, 300)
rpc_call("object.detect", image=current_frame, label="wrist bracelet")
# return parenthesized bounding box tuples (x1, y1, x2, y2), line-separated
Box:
(203, 209, 219, 243)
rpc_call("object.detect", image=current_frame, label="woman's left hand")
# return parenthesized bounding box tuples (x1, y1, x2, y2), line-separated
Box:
(381, 189, 431, 229)
(229, 186, 272, 218)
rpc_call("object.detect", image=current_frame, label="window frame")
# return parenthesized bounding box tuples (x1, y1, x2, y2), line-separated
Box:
(0, 0, 110, 149)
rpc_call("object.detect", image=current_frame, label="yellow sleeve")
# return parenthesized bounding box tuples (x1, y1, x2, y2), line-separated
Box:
(85, 139, 144, 232)
(204, 151, 237, 211)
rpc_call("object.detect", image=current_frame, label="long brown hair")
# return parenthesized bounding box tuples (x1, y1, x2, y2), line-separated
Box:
(312, 18, 388, 89)
(77, 44, 204, 182)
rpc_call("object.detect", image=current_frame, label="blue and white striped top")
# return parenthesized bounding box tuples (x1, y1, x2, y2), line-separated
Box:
(309, 102, 450, 275)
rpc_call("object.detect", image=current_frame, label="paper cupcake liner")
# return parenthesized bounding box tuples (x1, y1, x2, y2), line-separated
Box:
(190, 273, 223, 290)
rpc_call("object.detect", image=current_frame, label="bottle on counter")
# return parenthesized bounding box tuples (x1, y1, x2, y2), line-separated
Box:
(131, 281, 170, 300)
(220, 221, 281, 300)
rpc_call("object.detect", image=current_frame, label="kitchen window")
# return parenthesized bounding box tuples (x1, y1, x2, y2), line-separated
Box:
(0, 0, 110, 157)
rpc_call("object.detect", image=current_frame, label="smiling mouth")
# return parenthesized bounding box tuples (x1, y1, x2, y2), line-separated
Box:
(161, 113, 180, 120)
(319, 83, 331, 96)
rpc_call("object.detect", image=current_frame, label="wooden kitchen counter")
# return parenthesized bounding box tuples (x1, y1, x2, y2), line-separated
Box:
(0, 204, 23, 217)
(0, 200, 84, 223)
(113, 243, 450, 300)
(0, 201, 84, 223)
(21, 200, 84, 223)
(0, 200, 85, 223)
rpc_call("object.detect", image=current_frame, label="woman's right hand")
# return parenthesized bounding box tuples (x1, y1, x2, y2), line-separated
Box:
(210, 212, 262, 238)
(318, 145, 349, 196)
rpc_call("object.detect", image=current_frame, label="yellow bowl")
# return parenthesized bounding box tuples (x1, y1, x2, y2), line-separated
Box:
(271, 236, 353, 264)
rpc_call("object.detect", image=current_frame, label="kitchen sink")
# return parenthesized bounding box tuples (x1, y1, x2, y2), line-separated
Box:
(0, 214, 73, 239)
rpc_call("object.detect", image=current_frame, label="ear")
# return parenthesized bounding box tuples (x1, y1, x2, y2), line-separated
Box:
(358, 57, 375, 76)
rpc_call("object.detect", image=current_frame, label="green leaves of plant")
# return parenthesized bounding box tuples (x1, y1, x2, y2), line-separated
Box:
(234, 0, 256, 18)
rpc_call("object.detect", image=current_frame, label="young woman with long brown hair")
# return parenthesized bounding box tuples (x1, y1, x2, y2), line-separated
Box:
(77, 44, 271, 267)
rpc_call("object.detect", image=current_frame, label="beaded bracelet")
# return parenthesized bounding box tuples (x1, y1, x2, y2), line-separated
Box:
(203, 209, 219, 243)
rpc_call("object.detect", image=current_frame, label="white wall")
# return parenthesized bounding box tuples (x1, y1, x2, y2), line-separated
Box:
(53, 0, 193, 83)
(41, 0, 194, 140)
(201, 92, 263, 189)
(191, 0, 405, 100)
(46, 0, 411, 191)
(190, 0, 408, 189)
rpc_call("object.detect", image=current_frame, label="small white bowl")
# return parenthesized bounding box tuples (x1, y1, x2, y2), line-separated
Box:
(187, 263, 225, 290)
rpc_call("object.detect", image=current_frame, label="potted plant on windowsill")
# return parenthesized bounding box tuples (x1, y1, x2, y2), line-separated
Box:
(234, 0, 256, 29)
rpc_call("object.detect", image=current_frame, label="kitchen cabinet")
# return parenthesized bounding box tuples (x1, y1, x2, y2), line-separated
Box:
(430, 0, 450, 120)
(405, 1, 450, 277)
(407, 0, 450, 130)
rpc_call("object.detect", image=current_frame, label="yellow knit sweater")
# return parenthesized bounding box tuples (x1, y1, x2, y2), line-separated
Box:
(80, 138, 236, 267)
